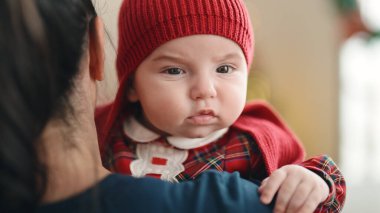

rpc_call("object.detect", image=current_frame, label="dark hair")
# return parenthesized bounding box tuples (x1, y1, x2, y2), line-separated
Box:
(0, 0, 96, 212)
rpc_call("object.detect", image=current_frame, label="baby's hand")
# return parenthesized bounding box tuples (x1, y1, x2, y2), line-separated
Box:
(258, 165, 329, 213)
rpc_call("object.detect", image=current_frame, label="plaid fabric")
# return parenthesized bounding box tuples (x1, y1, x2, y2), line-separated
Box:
(104, 129, 266, 181)
(300, 155, 346, 213)
(103, 127, 345, 213)
(176, 130, 266, 181)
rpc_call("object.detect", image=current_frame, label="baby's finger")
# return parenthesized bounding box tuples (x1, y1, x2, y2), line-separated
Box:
(273, 172, 302, 213)
(259, 169, 287, 204)
(285, 181, 313, 213)
(258, 178, 269, 192)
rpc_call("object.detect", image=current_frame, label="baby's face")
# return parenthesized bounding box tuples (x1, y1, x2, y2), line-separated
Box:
(129, 35, 248, 138)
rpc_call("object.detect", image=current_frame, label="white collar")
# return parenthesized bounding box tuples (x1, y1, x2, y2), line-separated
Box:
(123, 117, 228, 150)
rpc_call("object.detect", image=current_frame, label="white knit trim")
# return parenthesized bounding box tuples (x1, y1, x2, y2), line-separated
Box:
(130, 142, 188, 182)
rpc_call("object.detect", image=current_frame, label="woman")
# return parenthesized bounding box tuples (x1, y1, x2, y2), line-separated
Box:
(0, 0, 272, 212)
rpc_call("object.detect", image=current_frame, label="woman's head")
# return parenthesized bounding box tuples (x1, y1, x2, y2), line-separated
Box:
(0, 0, 101, 211)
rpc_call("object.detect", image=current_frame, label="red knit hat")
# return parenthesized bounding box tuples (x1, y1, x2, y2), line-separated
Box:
(98, 0, 254, 152)
(116, 0, 254, 82)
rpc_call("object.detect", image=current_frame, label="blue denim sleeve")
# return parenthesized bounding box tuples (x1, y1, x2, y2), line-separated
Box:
(126, 170, 273, 213)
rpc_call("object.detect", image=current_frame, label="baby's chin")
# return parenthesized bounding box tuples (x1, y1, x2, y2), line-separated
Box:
(175, 127, 226, 139)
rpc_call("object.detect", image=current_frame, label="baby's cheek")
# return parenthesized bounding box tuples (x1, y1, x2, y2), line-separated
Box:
(149, 102, 184, 124)
(226, 94, 246, 118)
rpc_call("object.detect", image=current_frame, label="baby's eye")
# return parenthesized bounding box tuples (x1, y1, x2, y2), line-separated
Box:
(216, 65, 233, 74)
(164, 67, 185, 75)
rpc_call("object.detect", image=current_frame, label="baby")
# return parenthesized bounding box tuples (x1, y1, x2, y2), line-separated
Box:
(96, 0, 346, 212)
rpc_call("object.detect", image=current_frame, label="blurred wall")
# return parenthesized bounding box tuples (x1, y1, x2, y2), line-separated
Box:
(246, 0, 341, 160)
(96, 0, 122, 104)
(98, 0, 342, 160)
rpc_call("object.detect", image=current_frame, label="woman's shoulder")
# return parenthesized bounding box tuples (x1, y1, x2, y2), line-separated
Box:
(37, 171, 272, 213)
(37, 174, 157, 213)
(37, 174, 132, 213)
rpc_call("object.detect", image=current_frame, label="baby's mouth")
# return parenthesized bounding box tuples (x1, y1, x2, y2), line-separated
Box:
(187, 110, 216, 125)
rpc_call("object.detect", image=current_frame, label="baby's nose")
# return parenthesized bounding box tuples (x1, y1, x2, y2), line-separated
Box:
(190, 77, 217, 100)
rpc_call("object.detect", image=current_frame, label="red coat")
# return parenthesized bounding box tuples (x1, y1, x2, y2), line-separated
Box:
(96, 101, 345, 212)
(232, 101, 305, 174)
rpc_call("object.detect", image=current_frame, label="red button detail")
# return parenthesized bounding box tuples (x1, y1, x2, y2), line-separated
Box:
(151, 157, 167, 165)
(146, 173, 162, 179)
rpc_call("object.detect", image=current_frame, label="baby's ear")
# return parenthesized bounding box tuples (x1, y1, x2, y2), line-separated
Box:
(127, 87, 139, 102)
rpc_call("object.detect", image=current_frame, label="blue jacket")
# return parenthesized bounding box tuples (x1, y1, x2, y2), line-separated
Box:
(38, 170, 272, 213)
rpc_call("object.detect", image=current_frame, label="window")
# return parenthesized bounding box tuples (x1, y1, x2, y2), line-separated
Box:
(339, 0, 380, 211)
